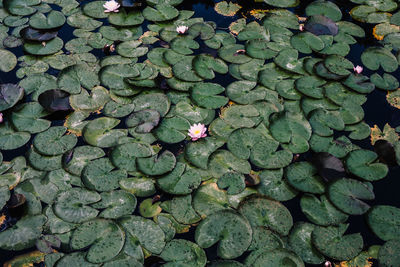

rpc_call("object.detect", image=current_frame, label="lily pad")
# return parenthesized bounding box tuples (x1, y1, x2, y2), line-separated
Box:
(366, 205, 400, 241)
(70, 219, 125, 263)
(312, 224, 363, 261)
(328, 178, 375, 215)
(0, 215, 46, 250)
(195, 210, 252, 259)
(239, 196, 293, 236)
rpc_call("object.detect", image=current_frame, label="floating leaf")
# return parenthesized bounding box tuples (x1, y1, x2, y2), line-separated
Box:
(195, 210, 252, 259)
(328, 178, 375, 215)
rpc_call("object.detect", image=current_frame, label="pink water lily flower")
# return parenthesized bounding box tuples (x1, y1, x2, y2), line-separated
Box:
(176, 25, 189, 34)
(104, 0, 120, 13)
(0, 113, 3, 123)
(353, 65, 363, 74)
(188, 123, 207, 141)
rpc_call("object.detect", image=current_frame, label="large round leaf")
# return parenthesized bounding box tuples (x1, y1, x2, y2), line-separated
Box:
(195, 210, 252, 259)
(379, 239, 400, 267)
(83, 117, 128, 148)
(136, 150, 176, 176)
(24, 37, 63, 55)
(288, 222, 325, 265)
(33, 126, 77, 156)
(118, 215, 166, 254)
(29, 11, 65, 30)
(238, 196, 293, 236)
(53, 188, 101, 224)
(160, 239, 206, 267)
(0, 83, 24, 111)
(346, 149, 388, 181)
(0, 48, 17, 72)
(328, 178, 375, 215)
(70, 219, 125, 263)
(366, 205, 400, 241)
(82, 158, 127, 192)
(285, 162, 326, 194)
(0, 215, 46, 250)
(312, 224, 363, 261)
(300, 194, 348, 226)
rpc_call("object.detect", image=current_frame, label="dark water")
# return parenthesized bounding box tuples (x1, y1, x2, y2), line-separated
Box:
(0, 0, 399, 266)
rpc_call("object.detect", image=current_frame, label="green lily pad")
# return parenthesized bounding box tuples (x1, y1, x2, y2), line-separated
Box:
(0, 83, 24, 112)
(0, 215, 46, 250)
(312, 224, 363, 261)
(245, 248, 304, 267)
(154, 116, 190, 144)
(53, 188, 101, 224)
(82, 157, 127, 192)
(328, 178, 375, 215)
(33, 126, 77, 156)
(285, 162, 326, 194)
(82, 1, 109, 19)
(70, 219, 125, 263)
(366, 205, 400, 241)
(70, 86, 110, 112)
(346, 149, 388, 181)
(10, 102, 50, 134)
(63, 145, 105, 176)
(139, 198, 161, 218)
(274, 48, 306, 74)
(239, 196, 293, 236)
(262, 0, 299, 8)
(361, 47, 398, 72)
(306, 0, 342, 21)
(193, 54, 228, 79)
(142, 4, 179, 21)
(288, 222, 325, 265)
(119, 176, 156, 197)
(137, 150, 176, 176)
(257, 168, 298, 201)
(29, 11, 65, 30)
(119, 215, 166, 254)
(160, 239, 206, 267)
(24, 37, 64, 55)
(218, 44, 252, 64)
(55, 252, 99, 267)
(27, 147, 62, 171)
(83, 117, 128, 148)
(191, 82, 228, 109)
(109, 9, 144, 26)
(110, 142, 153, 172)
(300, 194, 348, 226)
(195, 210, 252, 259)
(157, 162, 201, 195)
(0, 48, 17, 72)
(161, 194, 201, 224)
(379, 239, 400, 267)
(217, 172, 245, 195)
(370, 73, 399, 91)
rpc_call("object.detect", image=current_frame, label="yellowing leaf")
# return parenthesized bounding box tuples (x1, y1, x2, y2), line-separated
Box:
(4, 251, 45, 267)
(373, 23, 400, 41)
(387, 88, 400, 109)
(215, 1, 241, 17)
(370, 123, 399, 145)
(229, 18, 246, 35)
(249, 9, 270, 20)
(334, 251, 373, 267)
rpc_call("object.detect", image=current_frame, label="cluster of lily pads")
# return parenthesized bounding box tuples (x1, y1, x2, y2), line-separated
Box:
(0, 0, 400, 266)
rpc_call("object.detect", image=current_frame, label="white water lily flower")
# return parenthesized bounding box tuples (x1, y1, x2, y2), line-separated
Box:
(353, 65, 363, 74)
(104, 0, 120, 13)
(176, 25, 189, 34)
(188, 123, 207, 141)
